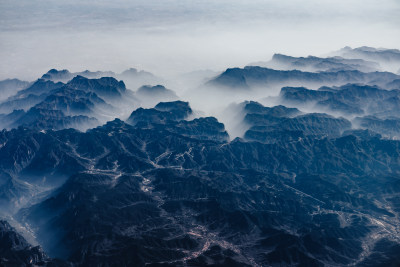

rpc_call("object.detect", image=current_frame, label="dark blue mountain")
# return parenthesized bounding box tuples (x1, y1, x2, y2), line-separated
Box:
(1, 49, 400, 266)
(334, 46, 400, 64)
(0, 220, 68, 266)
(41, 68, 162, 90)
(0, 79, 64, 114)
(280, 84, 400, 117)
(243, 101, 301, 117)
(0, 110, 25, 129)
(67, 75, 126, 99)
(7, 112, 399, 266)
(41, 69, 74, 82)
(241, 101, 351, 143)
(127, 101, 228, 142)
(13, 79, 64, 99)
(249, 53, 379, 72)
(0, 220, 47, 266)
(35, 87, 108, 115)
(0, 76, 138, 131)
(41, 69, 114, 83)
(127, 100, 192, 125)
(354, 116, 400, 138)
(207, 66, 399, 91)
(13, 108, 99, 131)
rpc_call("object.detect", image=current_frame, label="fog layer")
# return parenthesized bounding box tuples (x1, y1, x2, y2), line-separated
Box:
(0, 0, 399, 80)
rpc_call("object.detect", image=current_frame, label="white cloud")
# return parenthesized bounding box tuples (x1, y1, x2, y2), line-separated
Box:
(0, 0, 399, 80)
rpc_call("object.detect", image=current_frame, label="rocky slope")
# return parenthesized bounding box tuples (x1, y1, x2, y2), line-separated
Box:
(1, 48, 400, 266)
(0, 220, 68, 266)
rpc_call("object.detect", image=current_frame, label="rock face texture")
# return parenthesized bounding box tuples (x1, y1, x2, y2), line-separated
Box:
(0, 220, 48, 266)
(1, 48, 400, 266)
(1, 105, 398, 266)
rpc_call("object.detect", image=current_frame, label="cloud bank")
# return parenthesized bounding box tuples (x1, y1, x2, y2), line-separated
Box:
(0, 0, 399, 80)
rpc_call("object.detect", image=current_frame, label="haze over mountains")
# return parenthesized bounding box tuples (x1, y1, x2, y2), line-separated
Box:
(1, 0, 399, 81)
(0, 47, 400, 266)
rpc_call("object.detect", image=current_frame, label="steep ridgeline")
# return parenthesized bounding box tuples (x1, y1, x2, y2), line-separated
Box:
(332, 47, 400, 70)
(127, 101, 228, 142)
(41, 68, 163, 90)
(207, 66, 399, 90)
(280, 84, 400, 116)
(353, 116, 400, 139)
(248, 54, 380, 73)
(0, 220, 67, 266)
(0, 79, 64, 114)
(127, 100, 193, 126)
(1, 47, 400, 266)
(0, 76, 138, 131)
(0, 126, 91, 214)
(241, 101, 351, 143)
(279, 84, 400, 138)
(0, 100, 397, 266)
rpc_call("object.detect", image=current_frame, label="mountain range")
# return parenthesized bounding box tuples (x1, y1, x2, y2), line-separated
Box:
(1, 47, 400, 266)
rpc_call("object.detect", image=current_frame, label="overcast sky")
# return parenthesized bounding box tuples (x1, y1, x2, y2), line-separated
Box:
(1, 0, 399, 80)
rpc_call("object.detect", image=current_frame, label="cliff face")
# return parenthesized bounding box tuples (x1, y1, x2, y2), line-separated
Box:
(0, 220, 47, 266)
